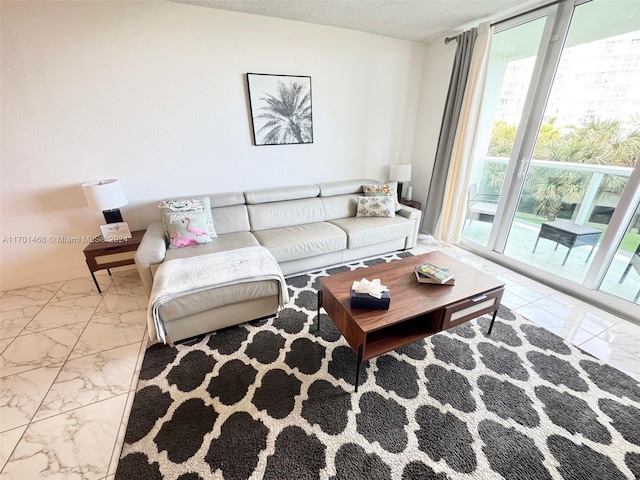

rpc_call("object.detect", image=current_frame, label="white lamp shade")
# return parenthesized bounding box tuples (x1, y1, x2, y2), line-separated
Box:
(82, 179, 128, 211)
(389, 164, 412, 182)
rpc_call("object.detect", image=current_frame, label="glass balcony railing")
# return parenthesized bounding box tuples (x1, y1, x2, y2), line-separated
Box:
(465, 157, 639, 303)
(477, 156, 635, 247)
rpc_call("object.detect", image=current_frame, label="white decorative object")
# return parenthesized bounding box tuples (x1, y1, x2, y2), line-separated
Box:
(82, 179, 128, 223)
(405, 186, 413, 201)
(389, 164, 412, 200)
(100, 222, 132, 242)
(389, 164, 412, 182)
(351, 278, 389, 299)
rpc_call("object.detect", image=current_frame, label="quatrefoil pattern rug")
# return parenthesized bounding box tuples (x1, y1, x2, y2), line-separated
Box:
(116, 252, 640, 480)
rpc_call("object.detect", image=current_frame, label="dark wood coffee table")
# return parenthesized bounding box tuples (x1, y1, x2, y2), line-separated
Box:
(318, 252, 505, 391)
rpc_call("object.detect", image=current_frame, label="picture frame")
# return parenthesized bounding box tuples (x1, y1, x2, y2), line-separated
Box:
(247, 73, 313, 146)
(100, 222, 132, 242)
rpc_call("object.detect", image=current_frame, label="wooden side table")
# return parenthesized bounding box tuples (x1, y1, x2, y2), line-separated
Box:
(83, 230, 146, 293)
(400, 198, 421, 210)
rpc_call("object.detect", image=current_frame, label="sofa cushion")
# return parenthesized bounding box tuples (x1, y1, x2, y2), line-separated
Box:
(362, 182, 401, 211)
(252, 222, 346, 262)
(329, 216, 414, 249)
(356, 195, 396, 218)
(158, 280, 280, 322)
(164, 232, 259, 262)
(158, 197, 217, 248)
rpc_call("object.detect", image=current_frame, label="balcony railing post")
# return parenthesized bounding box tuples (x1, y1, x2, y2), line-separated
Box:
(575, 172, 604, 225)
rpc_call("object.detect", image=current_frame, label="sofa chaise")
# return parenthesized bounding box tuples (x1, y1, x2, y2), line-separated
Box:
(135, 179, 422, 343)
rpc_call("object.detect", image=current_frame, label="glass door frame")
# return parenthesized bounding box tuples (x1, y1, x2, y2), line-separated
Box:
(461, 0, 640, 320)
(487, 1, 574, 251)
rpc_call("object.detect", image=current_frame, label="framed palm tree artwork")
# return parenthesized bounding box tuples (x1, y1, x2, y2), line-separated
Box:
(247, 73, 313, 146)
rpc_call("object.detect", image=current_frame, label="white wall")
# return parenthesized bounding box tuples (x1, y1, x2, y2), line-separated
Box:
(410, 37, 456, 227)
(0, 1, 427, 289)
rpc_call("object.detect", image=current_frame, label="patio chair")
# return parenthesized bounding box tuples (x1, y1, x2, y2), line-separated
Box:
(466, 183, 499, 225)
(618, 242, 640, 303)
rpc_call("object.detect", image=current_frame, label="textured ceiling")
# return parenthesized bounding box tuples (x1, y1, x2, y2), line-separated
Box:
(170, 0, 545, 43)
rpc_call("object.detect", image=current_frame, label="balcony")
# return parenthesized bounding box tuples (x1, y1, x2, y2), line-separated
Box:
(463, 157, 639, 304)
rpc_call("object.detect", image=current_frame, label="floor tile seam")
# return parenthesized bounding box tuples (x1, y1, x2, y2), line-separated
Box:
(0, 301, 49, 317)
(531, 302, 612, 334)
(98, 287, 146, 297)
(578, 342, 640, 378)
(26, 391, 129, 430)
(31, 340, 143, 424)
(513, 305, 595, 345)
(85, 307, 148, 326)
(0, 360, 65, 381)
(45, 293, 104, 308)
(16, 318, 92, 338)
(68, 340, 145, 363)
(0, 360, 66, 434)
(26, 356, 73, 426)
(0, 321, 89, 408)
(585, 333, 640, 359)
(91, 305, 148, 321)
(517, 304, 589, 332)
(0, 426, 28, 475)
(538, 294, 626, 324)
(500, 288, 532, 305)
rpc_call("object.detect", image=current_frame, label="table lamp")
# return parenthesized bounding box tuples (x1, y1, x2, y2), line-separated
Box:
(389, 164, 412, 201)
(82, 179, 128, 223)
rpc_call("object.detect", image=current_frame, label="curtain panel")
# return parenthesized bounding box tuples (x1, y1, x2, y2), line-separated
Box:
(434, 22, 492, 243)
(422, 28, 478, 234)
(424, 23, 493, 243)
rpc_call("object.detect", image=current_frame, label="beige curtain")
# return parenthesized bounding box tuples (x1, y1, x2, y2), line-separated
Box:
(433, 22, 493, 243)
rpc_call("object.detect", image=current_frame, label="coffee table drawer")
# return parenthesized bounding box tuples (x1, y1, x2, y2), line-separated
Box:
(442, 287, 504, 330)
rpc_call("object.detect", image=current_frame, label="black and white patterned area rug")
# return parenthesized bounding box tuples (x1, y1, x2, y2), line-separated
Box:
(116, 252, 640, 480)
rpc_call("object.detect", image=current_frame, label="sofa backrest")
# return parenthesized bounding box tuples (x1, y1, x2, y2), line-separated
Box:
(208, 192, 251, 235)
(317, 179, 379, 197)
(245, 185, 324, 231)
(318, 179, 380, 221)
(244, 184, 319, 204)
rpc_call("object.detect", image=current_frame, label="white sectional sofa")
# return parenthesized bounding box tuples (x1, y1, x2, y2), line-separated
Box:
(135, 179, 422, 343)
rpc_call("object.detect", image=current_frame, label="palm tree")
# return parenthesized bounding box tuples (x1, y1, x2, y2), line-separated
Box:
(484, 117, 640, 220)
(256, 80, 312, 144)
(529, 119, 640, 219)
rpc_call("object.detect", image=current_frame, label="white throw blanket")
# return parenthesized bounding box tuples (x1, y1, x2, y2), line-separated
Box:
(148, 246, 289, 345)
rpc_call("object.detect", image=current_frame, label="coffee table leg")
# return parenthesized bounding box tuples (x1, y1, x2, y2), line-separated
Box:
(354, 345, 363, 392)
(316, 291, 322, 332)
(487, 310, 498, 335)
(585, 245, 596, 263)
(562, 248, 571, 266)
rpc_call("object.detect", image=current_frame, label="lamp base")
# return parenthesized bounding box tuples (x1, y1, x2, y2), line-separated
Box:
(103, 209, 123, 224)
(397, 182, 404, 201)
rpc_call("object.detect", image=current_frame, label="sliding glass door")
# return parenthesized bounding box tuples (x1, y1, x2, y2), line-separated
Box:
(599, 201, 640, 303)
(461, 15, 547, 247)
(461, 0, 640, 307)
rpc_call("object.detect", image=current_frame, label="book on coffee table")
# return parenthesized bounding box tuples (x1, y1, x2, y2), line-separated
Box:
(415, 263, 455, 284)
(415, 269, 456, 285)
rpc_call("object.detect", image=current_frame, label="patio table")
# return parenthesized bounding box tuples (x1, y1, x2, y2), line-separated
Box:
(532, 220, 602, 266)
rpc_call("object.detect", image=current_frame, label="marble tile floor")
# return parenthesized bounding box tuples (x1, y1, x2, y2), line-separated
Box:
(1, 241, 640, 479)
